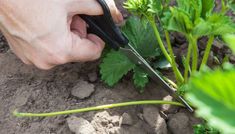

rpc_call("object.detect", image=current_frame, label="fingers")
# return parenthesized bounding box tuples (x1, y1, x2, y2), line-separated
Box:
(70, 15, 87, 38)
(66, 0, 123, 23)
(68, 33, 105, 62)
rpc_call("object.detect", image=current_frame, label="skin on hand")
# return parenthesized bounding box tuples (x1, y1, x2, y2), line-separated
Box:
(0, 0, 123, 70)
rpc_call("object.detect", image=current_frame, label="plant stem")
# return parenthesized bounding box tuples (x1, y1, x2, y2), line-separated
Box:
(163, 76, 178, 89)
(184, 36, 193, 82)
(200, 36, 215, 70)
(221, 0, 228, 14)
(14, 100, 184, 117)
(189, 35, 198, 72)
(165, 31, 184, 85)
(149, 18, 172, 63)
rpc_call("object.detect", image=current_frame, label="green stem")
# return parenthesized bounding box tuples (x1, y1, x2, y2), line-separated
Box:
(148, 18, 172, 63)
(184, 36, 193, 82)
(163, 76, 178, 89)
(14, 100, 184, 117)
(200, 36, 215, 70)
(165, 31, 184, 85)
(221, 0, 228, 14)
(189, 35, 198, 72)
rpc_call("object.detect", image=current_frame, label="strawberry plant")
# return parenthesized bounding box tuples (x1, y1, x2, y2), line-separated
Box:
(100, 16, 166, 90)
(193, 124, 220, 134)
(186, 64, 235, 134)
(122, 0, 235, 133)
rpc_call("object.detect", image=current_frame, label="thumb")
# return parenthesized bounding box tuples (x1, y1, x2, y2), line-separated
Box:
(68, 33, 105, 62)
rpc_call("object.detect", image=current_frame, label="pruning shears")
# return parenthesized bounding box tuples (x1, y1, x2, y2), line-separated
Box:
(80, 0, 193, 112)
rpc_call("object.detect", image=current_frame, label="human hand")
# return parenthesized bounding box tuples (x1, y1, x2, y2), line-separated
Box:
(0, 0, 123, 69)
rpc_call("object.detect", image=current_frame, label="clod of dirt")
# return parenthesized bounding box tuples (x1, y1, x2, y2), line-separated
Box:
(229, 55, 235, 63)
(161, 95, 178, 114)
(198, 37, 208, 50)
(88, 72, 98, 82)
(71, 80, 95, 99)
(167, 112, 192, 134)
(67, 116, 96, 134)
(120, 112, 133, 125)
(14, 86, 32, 106)
(172, 33, 186, 45)
(200, 51, 214, 67)
(143, 106, 168, 134)
(212, 40, 224, 53)
(91, 111, 121, 133)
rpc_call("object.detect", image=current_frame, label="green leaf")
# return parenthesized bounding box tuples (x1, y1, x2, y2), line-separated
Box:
(207, 14, 235, 35)
(133, 67, 149, 89)
(100, 51, 135, 86)
(193, 124, 220, 134)
(193, 14, 235, 36)
(147, 0, 163, 14)
(176, 0, 201, 21)
(124, 0, 159, 17)
(166, 8, 193, 34)
(176, 0, 191, 13)
(122, 16, 160, 57)
(186, 67, 235, 134)
(222, 34, 235, 54)
(192, 18, 212, 37)
(201, 0, 215, 18)
(228, 0, 235, 12)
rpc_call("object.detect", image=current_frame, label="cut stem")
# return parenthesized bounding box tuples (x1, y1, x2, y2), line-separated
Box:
(14, 100, 184, 117)
(200, 36, 214, 70)
(163, 76, 178, 89)
(165, 31, 184, 85)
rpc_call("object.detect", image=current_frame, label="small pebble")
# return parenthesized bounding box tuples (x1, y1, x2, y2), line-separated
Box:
(71, 80, 95, 99)
(88, 72, 98, 82)
(168, 113, 192, 134)
(121, 113, 133, 125)
(143, 106, 167, 134)
(67, 116, 96, 134)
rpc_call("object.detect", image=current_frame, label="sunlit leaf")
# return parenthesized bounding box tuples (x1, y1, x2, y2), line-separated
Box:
(186, 67, 235, 134)
(222, 34, 235, 54)
(122, 17, 160, 57)
(100, 51, 135, 86)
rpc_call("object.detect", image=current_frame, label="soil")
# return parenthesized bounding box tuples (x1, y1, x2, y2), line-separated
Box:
(0, 1, 209, 134)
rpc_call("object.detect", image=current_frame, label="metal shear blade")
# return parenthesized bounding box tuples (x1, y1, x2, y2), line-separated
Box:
(120, 43, 194, 112)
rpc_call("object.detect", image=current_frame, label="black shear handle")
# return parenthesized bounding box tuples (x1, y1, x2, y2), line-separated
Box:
(80, 0, 129, 50)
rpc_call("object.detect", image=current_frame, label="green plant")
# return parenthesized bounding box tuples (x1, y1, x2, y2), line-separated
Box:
(122, 1, 235, 133)
(222, 33, 235, 52)
(193, 124, 220, 134)
(162, 0, 235, 79)
(186, 64, 235, 134)
(124, 0, 184, 85)
(100, 16, 166, 90)
(124, 0, 235, 85)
